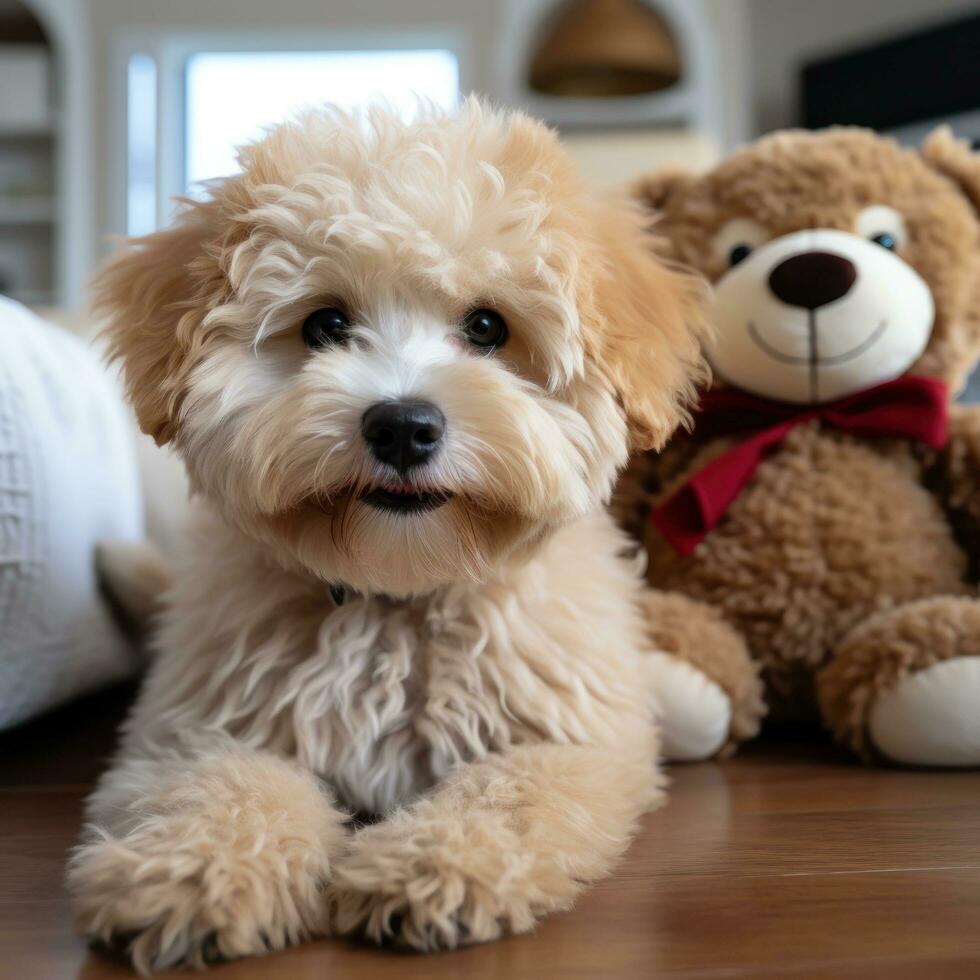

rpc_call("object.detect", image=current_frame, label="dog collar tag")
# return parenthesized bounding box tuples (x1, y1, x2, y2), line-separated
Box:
(329, 584, 347, 607)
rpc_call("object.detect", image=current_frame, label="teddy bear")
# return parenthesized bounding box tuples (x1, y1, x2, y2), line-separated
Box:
(618, 127, 980, 767)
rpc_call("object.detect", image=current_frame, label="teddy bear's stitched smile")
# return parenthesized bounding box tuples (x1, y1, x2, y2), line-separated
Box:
(747, 317, 889, 367)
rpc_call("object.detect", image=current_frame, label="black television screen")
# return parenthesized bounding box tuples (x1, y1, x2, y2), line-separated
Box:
(802, 13, 980, 135)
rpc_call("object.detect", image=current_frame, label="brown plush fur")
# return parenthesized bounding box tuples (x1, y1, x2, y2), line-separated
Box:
(618, 128, 980, 756)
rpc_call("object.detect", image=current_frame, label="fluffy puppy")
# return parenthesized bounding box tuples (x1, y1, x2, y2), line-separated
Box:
(67, 99, 706, 973)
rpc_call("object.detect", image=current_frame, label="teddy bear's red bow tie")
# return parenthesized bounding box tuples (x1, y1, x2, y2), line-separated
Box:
(651, 375, 949, 557)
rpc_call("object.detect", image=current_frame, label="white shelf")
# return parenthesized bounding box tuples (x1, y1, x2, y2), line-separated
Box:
(0, 126, 54, 144)
(529, 86, 698, 132)
(0, 45, 53, 136)
(0, 126, 53, 140)
(0, 197, 55, 225)
(3, 288, 54, 307)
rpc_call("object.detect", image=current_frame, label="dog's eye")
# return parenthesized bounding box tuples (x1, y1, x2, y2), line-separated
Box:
(870, 232, 897, 251)
(728, 243, 753, 267)
(302, 307, 351, 349)
(462, 309, 508, 350)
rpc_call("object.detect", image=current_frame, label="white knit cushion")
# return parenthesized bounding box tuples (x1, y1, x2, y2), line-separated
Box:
(0, 296, 143, 728)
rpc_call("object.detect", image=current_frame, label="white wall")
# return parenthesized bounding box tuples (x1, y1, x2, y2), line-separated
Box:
(747, 0, 980, 137)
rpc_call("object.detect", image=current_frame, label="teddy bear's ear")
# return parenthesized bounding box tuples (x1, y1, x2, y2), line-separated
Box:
(918, 127, 980, 388)
(632, 168, 695, 215)
(582, 196, 710, 452)
(920, 127, 980, 214)
(92, 198, 223, 445)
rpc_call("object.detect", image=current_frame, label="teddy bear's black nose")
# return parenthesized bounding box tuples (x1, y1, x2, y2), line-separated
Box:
(361, 400, 445, 474)
(768, 251, 857, 310)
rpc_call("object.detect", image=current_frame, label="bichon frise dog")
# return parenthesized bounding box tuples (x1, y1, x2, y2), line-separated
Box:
(67, 99, 707, 972)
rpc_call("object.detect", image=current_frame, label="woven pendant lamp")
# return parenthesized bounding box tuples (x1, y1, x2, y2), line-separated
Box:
(529, 0, 681, 97)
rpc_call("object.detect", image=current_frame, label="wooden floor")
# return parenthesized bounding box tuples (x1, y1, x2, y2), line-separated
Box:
(3, 685, 980, 980)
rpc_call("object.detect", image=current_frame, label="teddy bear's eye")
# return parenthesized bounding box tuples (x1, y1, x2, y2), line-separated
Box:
(462, 309, 508, 350)
(728, 243, 754, 267)
(713, 218, 770, 269)
(856, 206, 907, 252)
(302, 307, 351, 349)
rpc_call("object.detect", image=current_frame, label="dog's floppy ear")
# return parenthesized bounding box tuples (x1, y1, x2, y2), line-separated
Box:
(582, 197, 709, 452)
(93, 200, 222, 445)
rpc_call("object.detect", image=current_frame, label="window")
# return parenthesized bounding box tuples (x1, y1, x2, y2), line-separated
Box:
(120, 40, 460, 234)
(126, 53, 157, 236)
(183, 49, 460, 189)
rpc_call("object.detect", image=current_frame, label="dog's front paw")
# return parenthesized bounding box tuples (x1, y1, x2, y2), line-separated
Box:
(332, 804, 561, 950)
(68, 750, 346, 973)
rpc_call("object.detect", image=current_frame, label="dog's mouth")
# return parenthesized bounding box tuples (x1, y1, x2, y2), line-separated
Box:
(361, 481, 453, 514)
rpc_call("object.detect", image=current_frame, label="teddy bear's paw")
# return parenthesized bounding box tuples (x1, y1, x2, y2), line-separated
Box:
(649, 651, 732, 761)
(638, 591, 764, 760)
(332, 807, 563, 951)
(819, 596, 980, 765)
(869, 656, 980, 767)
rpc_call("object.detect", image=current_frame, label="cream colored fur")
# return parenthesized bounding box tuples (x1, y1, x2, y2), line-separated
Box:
(67, 99, 705, 972)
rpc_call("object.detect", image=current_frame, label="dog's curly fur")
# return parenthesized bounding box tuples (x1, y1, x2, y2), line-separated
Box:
(67, 99, 707, 972)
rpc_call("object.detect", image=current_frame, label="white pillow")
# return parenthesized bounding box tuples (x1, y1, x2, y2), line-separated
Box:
(0, 296, 143, 728)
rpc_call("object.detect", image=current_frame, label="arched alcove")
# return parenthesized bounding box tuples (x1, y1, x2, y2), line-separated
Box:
(528, 0, 681, 98)
(495, 0, 725, 138)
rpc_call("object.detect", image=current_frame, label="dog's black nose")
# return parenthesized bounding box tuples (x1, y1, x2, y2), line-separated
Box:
(361, 400, 445, 474)
(768, 251, 857, 310)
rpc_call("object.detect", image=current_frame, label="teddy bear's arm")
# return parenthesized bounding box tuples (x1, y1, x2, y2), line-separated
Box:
(612, 438, 707, 541)
(931, 404, 980, 579)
